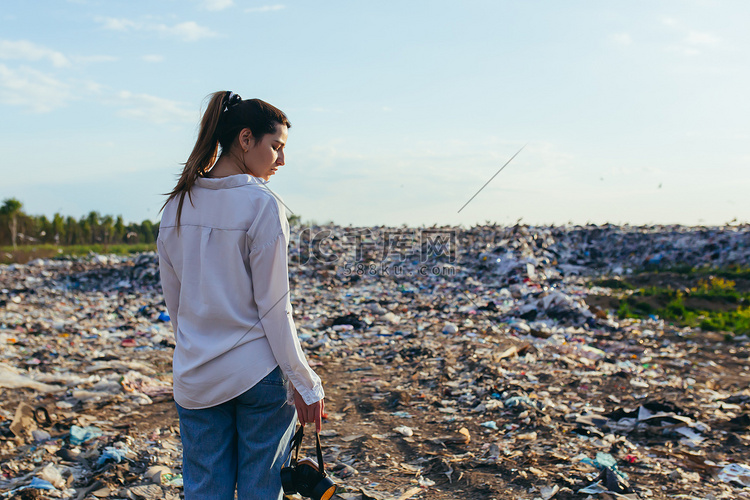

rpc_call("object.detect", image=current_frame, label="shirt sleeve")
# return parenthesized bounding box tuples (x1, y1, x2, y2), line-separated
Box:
(247, 197, 325, 405)
(157, 236, 181, 335)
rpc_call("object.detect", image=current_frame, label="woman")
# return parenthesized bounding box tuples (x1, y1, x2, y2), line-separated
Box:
(157, 91, 325, 500)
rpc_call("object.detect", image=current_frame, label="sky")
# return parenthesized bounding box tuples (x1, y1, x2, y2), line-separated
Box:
(0, 0, 748, 227)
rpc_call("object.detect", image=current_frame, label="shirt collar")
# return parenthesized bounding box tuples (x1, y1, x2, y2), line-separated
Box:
(195, 174, 268, 190)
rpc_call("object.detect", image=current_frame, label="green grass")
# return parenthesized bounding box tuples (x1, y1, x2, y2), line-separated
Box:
(632, 278, 745, 302)
(636, 286, 677, 297)
(699, 307, 750, 335)
(1, 243, 156, 264)
(616, 286, 750, 337)
(605, 268, 750, 337)
(661, 297, 699, 324)
(645, 264, 750, 281)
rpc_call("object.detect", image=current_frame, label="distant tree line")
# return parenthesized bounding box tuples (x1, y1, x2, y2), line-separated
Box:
(0, 198, 159, 248)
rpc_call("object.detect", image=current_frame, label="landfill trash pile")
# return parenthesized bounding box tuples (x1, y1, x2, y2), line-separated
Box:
(1, 224, 749, 500)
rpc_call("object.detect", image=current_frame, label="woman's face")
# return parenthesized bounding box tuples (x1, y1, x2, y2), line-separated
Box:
(240, 123, 288, 181)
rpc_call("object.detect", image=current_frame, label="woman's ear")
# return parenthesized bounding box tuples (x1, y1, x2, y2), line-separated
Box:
(239, 128, 254, 152)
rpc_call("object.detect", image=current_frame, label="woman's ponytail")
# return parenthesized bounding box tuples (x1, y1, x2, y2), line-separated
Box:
(162, 91, 227, 228)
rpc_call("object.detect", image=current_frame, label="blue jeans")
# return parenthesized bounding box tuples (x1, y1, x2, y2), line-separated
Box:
(175, 366, 297, 500)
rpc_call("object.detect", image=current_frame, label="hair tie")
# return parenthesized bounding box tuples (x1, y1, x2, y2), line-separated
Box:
(222, 91, 242, 112)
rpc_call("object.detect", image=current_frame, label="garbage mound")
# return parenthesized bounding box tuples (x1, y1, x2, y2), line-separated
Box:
(1, 224, 749, 499)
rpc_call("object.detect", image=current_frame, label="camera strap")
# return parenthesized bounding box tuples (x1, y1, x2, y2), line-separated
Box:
(287, 425, 328, 477)
(288, 425, 305, 466)
(314, 431, 326, 477)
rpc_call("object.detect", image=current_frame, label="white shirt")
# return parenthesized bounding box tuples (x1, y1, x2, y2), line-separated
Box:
(157, 174, 324, 409)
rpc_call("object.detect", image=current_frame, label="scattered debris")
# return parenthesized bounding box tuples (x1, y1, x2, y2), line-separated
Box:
(1, 224, 749, 499)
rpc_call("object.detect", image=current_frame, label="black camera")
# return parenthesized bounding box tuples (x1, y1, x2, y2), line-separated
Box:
(280, 425, 336, 500)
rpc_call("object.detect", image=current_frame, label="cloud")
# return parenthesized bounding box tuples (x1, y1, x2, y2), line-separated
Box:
(0, 39, 70, 68)
(156, 21, 217, 42)
(114, 91, 196, 124)
(245, 4, 286, 13)
(661, 18, 722, 56)
(202, 0, 233, 10)
(671, 31, 721, 56)
(97, 17, 218, 42)
(142, 54, 164, 63)
(98, 17, 138, 31)
(610, 33, 632, 46)
(685, 31, 720, 47)
(0, 64, 74, 112)
(666, 31, 722, 56)
(71, 54, 118, 64)
(0, 58, 193, 124)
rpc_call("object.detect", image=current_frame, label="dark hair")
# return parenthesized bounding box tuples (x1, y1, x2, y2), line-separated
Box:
(162, 91, 291, 227)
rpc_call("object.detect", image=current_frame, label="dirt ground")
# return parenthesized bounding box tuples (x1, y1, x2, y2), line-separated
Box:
(10, 321, 741, 500)
(45, 327, 746, 500)
(2, 236, 750, 499)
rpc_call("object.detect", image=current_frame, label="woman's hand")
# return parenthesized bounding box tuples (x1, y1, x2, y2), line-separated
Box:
(293, 387, 324, 432)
